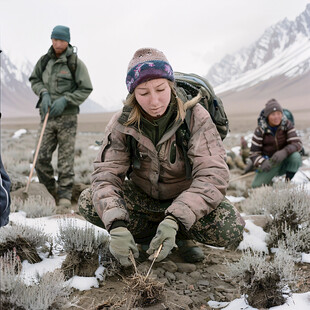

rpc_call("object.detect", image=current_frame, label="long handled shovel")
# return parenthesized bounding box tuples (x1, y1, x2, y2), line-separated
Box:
(24, 111, 49, 195)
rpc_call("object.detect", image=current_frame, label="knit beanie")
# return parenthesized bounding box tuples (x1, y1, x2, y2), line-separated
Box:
(51, 25, 70, 43)
(263, 98, 283, 117)
(126, 48, 174, 93)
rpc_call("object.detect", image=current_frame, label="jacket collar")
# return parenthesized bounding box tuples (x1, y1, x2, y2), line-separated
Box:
(47, 44, 73, 60)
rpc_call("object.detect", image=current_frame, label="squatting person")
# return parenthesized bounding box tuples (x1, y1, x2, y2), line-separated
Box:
(29, 25, 93, 208)
(78, 48, 245, 267)
(249, 98, 303, 188)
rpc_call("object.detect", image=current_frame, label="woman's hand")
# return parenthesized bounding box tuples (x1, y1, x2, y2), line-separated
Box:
(147, 216, 178, 262)
(109, 227, 139, 267)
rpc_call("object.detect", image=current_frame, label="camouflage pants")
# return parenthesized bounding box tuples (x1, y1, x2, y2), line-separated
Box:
(78, 181, 245, 248)
(35, 114, 77, 200)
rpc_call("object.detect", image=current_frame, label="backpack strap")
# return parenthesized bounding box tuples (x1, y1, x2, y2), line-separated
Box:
(41, 54, 51, 73)
(126, 135, 141, 179)
(40, 50, 77, 81)
(175, 111, 192, 180)
(67, 52, 77, 80)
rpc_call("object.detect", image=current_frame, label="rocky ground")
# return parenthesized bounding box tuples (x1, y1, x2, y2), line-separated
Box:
(65, 237, 310, 310)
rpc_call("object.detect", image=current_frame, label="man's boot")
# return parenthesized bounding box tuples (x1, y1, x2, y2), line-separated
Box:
(176, 240, 205, 263)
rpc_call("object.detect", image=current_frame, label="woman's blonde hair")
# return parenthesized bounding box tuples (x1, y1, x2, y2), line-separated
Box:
(123, 80, 198, 129)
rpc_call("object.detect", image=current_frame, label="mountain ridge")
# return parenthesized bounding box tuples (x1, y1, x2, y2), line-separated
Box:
(207, 3, 310, 89)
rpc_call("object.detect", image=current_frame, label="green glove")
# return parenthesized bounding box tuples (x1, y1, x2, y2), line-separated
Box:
(40, 92, 51, 118)
(109, 227, 139, 267)
(49, 96, 67, 117)
(146, 215, 178, 262)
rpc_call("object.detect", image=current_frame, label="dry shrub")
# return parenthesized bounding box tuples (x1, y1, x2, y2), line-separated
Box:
(243, 183, 310, 220)
(259, 183, 310, 252)
(240, 185, 273, 215)
(124, 273, 165, 308)
(11, 196, 56, 218)
(272, 224, 310, 259)
(57, 218, 108, 253)
(229, 249, 295, 308)
(0, 249, 22, 293)
(62, 250, 99, 279)
(57, 219, 108, 278)
(0, 224, 50, 263)
(0, 250, 70, 310)
(228, 180, 248, 197)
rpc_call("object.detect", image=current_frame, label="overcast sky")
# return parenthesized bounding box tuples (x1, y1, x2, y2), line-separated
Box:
(0, 0, 309, 111)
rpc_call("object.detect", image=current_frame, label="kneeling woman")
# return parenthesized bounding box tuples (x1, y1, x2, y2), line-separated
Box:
(79, 48, 245, 267)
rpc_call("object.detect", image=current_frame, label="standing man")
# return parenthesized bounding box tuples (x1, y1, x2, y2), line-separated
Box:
(29, 25, 93, 207)
(249, 99, 302, 188)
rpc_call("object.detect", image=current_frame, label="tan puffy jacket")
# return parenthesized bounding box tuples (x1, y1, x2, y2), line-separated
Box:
(92, 102, 229, 231)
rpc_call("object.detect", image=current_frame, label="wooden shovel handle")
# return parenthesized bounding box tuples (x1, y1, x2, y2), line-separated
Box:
(24, 112, 49, 193)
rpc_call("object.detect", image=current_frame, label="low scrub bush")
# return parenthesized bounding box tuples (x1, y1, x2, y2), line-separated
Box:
(0, 250, 70, 310)
(57, 219, 108, 253)
(11, 196, 56, 218)
(229, 249, 295, 308)
(0, 224, 50, 263)
(57, 219, 109, 278)
(270, 223, 310, 259)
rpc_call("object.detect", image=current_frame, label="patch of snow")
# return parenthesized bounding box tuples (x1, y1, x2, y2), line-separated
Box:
(89, 145, 100, 151)
(12, 129, 27, 139)
(226, 196, 245, 203)
(301, 253, 310, 264)
(20, 255, 67, 285)
(95, 265, 105, 281)
(67, 276, 99, 291)
(238, 220, 269, 253)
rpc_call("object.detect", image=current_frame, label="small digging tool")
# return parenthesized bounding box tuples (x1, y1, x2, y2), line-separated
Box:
(229, 171, 256, 183)
(145, 244, 163, 279)
(23, 111, 49, 195)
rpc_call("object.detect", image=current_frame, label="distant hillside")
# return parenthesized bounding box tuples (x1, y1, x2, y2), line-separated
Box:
(206, 4, 310, 116)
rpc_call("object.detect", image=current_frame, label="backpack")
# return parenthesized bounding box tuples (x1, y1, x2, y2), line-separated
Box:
(126, 72, 228, 179)
(40, 48, 78, 80)
(175, 72, 229, 140)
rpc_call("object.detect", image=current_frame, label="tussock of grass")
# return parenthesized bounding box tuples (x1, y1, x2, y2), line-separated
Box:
(0, 250, 70, 310)
(124, 272, 165, 308)
(229, 249, 295, 308)
(0, 224, 50, 263)
(57, 219, 108, 278)
(11, 196, 56, 218)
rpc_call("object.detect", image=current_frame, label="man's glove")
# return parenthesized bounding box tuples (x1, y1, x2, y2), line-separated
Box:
(243, 160, 254, 175)
(49, 96, 67, 117)
(271, 149, 287, 164)
(146, 215, 178, 262)
(260, 159, 272, 172)
(109, 227, 139, 267)
(40, 92, 51, 118)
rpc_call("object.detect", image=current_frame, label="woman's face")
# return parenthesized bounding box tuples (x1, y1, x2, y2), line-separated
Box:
(134, 78, 171, 119)
(268, 111, 282, 126)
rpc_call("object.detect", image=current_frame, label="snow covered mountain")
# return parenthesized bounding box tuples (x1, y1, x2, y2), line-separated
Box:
(206, 3, 310, 116)
(0, 51, 105, 118)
